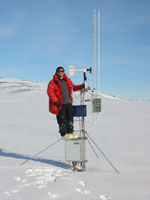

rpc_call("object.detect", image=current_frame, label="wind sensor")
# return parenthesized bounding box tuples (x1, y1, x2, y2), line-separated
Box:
(69, 66, 92, 89)
(69, 66, 92, 76)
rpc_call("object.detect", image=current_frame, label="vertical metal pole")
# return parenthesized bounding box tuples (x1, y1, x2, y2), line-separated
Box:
(80, 84, 85, 138)
(93, 9, 97, 93)
(79, 73, 86, 170)
(97, 9, 100, 93)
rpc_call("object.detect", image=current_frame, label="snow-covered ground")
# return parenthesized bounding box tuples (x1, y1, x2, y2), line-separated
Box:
(0, 78, 150, 200)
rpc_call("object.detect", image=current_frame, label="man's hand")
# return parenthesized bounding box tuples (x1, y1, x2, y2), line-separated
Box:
(56, 102, 62, 107)
(82, 83, 85, 89)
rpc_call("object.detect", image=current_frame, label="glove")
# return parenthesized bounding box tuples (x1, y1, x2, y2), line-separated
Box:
(56, 102, 62, 107)
(82, 83, 85, 89)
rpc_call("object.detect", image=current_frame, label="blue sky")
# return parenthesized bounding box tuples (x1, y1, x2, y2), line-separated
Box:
(0, 0, 150, 99)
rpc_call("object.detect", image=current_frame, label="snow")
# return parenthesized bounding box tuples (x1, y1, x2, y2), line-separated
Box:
(0, 78, 150, 200)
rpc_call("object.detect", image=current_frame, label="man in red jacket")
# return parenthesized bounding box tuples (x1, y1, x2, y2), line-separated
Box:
(47, 66, 84, 140)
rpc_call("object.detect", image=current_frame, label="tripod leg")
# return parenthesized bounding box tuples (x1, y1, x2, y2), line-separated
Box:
(85, 132, 119, 174)
(87, 139, 99, 158)
(20, 138, 62, 166)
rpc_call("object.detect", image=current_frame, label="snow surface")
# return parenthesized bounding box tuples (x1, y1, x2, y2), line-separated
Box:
(0, 78, 150, 200)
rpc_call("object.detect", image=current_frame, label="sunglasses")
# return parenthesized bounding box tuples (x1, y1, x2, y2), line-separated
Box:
(57, 70, 64, 73)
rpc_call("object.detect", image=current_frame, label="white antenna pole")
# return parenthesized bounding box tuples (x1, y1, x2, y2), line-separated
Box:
(97, 9, 100, 94)
(93, 9, 97, 93)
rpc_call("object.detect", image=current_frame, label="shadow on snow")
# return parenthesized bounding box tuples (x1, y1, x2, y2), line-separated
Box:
(0, 148, 71, 169)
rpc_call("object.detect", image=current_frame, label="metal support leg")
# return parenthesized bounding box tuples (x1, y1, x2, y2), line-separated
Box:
(20, 138, 62, 166)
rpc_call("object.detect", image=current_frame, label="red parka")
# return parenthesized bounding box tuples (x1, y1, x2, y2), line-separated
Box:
(47, 73, 83, 115)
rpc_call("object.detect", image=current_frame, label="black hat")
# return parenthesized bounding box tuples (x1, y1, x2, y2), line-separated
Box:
(56, 66, 65, 72)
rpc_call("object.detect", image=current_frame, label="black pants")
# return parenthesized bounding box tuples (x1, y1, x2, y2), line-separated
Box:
(56, 103, 73, 136)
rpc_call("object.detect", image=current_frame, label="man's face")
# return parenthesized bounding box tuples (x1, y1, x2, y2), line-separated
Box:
(57, 68, 64, 79)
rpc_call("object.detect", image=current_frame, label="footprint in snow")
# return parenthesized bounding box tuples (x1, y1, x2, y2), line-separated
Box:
(24, 168, 62, 189)
(76, 181, 90, 194)
(4, 188, 20, 197)
(100, 194, 111, 200)
(79, 181, 87, 187)
(48, 192, 59, 198)
(4, 191, 12, 197)
(14, 177, 22, 182)
(10, 189, 19, 194)
(14, 177, 28, 184)
(76, 188, 91, 195)
(4, 168, 72, 198)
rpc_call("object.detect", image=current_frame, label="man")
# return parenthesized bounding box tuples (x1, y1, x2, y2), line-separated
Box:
(47, 66, 84, 140)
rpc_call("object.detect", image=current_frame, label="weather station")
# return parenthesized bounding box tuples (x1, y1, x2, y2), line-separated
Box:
(65, 66, 92, 171)
(20, 8, 119, 174)
(64, 9, 102, 172)
(65, 9, 118, 173)
(64, 62, 118, 172)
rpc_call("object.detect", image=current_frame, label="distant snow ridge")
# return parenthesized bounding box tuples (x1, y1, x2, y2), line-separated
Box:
(0, 78, 46, 94)
(99, 93, 123, 101)
(0, 77, 122, 101)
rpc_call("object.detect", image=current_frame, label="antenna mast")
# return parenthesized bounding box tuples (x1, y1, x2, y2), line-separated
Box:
(93, 8, 100, 94)
(93, 9, 97, 92)
(97, 9, 100, 93)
